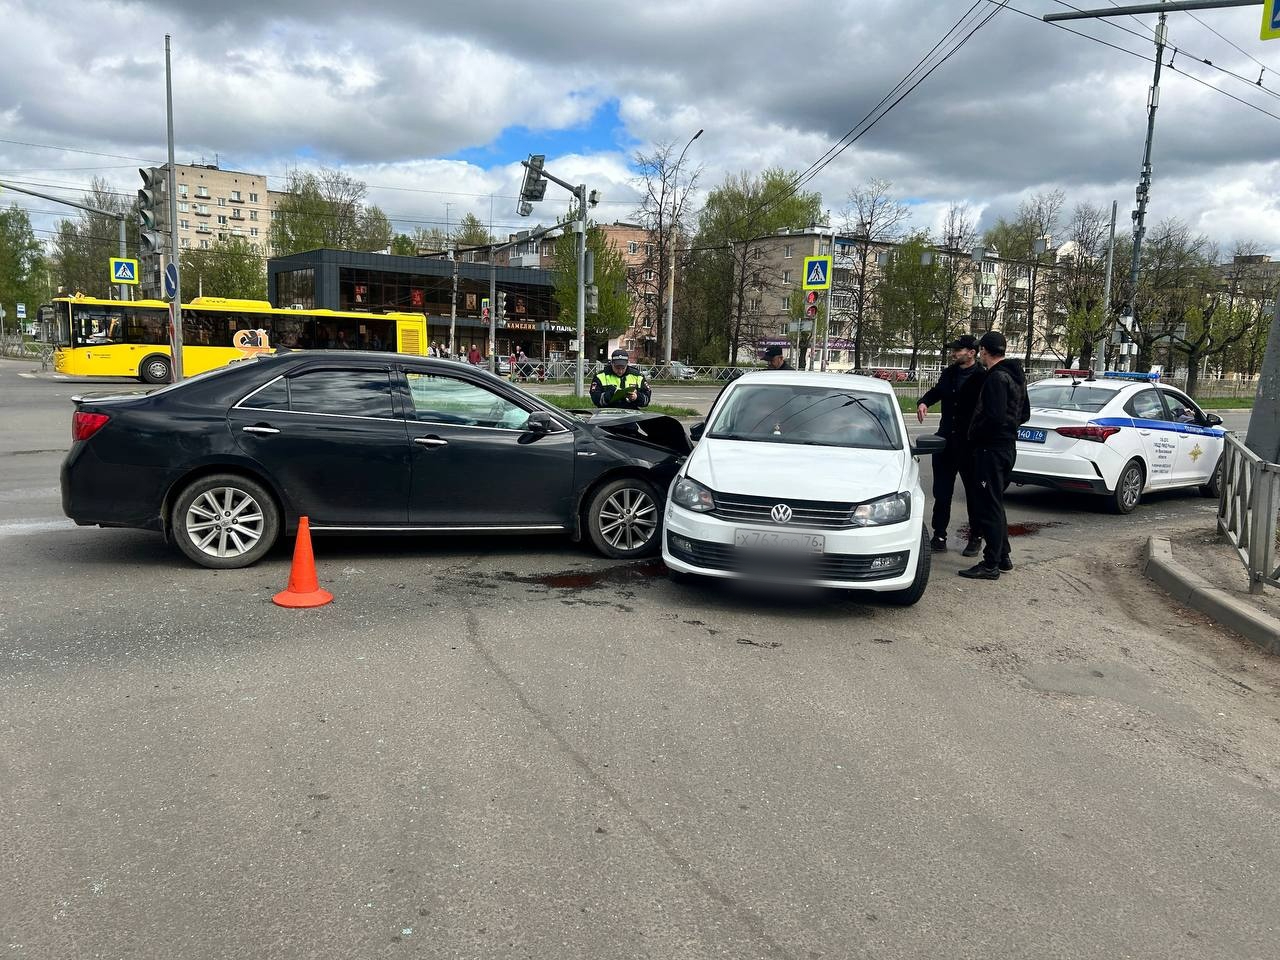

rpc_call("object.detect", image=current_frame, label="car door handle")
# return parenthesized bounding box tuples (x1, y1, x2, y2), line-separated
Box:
(242, 425, 280, 435)
(414, 437, 449, 448)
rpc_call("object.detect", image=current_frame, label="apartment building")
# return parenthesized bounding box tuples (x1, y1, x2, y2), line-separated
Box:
(732, 226, 1069, 369)
(164, 162, 278, 253)
(598, 222, 658, 357)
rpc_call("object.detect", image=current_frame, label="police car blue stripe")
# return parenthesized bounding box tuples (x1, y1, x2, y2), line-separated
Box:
(1092, 416, 1225, 438)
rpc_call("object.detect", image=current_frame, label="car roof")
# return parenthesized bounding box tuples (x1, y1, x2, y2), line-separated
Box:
(733, 370, 895, 394)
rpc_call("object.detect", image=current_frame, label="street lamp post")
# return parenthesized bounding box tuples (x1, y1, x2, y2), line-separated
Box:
(662, 128, 702, 367)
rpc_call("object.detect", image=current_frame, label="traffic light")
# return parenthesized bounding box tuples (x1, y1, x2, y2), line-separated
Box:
(496, 292, 507, 323)
(804, 290, 819, 322)
(137, 167, 164, 258)
(585, 284, 599, 315)
(518, 154, 547, 209)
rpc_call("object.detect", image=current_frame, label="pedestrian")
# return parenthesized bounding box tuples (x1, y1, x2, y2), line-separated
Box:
(763, 345, 793, 370)
(590, 349, 652, 409)
(916, 334, 986, 556)
(960, 331, 1031, 580)
(516, 347, 531, 382)
(467, 343, 482, 365)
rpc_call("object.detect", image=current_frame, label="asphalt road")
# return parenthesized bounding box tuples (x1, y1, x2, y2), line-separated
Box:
(2, 358, 1278, 960)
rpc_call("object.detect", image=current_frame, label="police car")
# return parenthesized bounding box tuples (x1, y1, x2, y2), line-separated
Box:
(1012, 369, 1226, 514)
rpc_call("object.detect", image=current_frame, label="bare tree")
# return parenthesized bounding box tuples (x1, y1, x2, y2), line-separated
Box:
(1057, 202, 1112, 369)
(983, 189, 1065, 365)
(930, 202, 979, 363)
(838, 178, 910, 368)
(634, 142, 702, 357)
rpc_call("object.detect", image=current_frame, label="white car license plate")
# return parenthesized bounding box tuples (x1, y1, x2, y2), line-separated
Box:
(734, 530, 825, 554)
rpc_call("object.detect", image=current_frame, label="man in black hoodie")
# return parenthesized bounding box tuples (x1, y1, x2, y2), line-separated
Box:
(961, 331, 1030, 580)
(916, 334, 986, 555)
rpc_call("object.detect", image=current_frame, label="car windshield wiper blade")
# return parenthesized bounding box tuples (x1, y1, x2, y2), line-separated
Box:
(708, 432, 758, 441)
(843, 396, 897, 446)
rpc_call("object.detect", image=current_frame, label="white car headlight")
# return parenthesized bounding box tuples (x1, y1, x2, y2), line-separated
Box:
(852, 492, 910, 527)
(672, 476, 716, 513)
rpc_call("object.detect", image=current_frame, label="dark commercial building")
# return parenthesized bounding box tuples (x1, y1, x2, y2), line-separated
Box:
(266, 249, 573, 358)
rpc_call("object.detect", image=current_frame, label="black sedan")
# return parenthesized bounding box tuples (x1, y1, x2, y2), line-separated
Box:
(61, 352, 691, 569)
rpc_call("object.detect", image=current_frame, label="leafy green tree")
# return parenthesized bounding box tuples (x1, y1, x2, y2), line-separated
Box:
(390, 233, 417, 256)
(269, 168, 392, 255)
(49, 179, 134, 297)
(453, 212, 493, 248)
(685, 168, 822, 364)
(0, 205, 46, 320)
(551, 209, 630, 359)
(180, 237, 267, 300)
(876, 233, 943, 369)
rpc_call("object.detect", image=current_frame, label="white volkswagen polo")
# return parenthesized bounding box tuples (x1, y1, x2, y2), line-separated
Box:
(662, 372, 945, 604)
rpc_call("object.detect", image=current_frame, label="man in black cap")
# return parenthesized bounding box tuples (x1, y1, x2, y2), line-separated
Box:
(961, 331, 1031, 580)
(763, 345, 793, 370)
(916, 334, 986, 555)
(590, 349, 652, 409)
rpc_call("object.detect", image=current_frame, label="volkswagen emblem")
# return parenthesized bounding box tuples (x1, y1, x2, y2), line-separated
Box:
(770, 503, 793, 524)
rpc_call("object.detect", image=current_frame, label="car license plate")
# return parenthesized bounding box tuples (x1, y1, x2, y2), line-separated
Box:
(1018, 427, 1047, 444)
(734, 530, 825, 554)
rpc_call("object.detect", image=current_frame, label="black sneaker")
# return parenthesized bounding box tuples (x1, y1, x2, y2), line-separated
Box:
(961, 537, 982, 558)
(958, 563, 1000, 580)
(930, 535, 948, 552)
(998, 556, 1013, 572)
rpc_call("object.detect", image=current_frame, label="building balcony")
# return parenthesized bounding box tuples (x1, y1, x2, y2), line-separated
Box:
(194, 209, 211, 217)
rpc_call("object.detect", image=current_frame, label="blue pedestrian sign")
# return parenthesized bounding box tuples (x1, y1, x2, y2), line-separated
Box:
(164, 262, 179, 299)
(802, 255, 832, 290)
(1264, 0, 1280, 41)
(110, 257, 139, 285)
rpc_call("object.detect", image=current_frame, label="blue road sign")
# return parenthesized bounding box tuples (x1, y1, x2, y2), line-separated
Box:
(110, 257, 139, 284)
(802, 255, 832, 290)
(164, 262, 178, 298)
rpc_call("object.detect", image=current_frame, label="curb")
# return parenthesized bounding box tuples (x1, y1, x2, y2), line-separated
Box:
(1143, 537, 1280, 654)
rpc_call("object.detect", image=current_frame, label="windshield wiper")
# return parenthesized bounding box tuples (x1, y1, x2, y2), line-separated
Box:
(844, 397, 896, 446)
(707, 432, 758, 442)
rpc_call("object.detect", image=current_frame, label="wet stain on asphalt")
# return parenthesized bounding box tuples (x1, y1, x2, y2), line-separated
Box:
(508, 559, 667, 590)
(960, 520, 1065, 538)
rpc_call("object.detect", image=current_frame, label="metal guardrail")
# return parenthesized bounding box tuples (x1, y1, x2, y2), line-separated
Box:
(1217, 433, 1280, 594)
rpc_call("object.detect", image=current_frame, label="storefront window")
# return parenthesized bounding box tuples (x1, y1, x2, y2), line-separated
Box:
(277, 269, 316, 309)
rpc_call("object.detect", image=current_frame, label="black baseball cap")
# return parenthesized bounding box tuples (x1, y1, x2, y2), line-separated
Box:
(978, 331, 1007, 356)
(610, 349, 629, 363)
(948, 334, 979, 351)
(763, 345, 784, 359)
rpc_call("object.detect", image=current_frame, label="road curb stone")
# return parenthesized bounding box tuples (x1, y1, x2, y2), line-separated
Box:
(1143, 536, 1280, 654)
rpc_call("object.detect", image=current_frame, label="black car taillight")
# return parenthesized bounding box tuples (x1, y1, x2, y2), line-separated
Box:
(72, 411, 110, 442)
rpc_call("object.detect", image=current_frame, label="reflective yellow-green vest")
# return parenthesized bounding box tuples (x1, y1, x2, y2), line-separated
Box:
(597, 370, 645, 405)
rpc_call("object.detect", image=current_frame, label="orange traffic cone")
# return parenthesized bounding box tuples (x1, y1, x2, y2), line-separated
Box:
(273, 516, 333, 608)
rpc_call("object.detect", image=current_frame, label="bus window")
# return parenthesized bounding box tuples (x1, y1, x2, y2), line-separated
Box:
(122, 309, 168, 344)
(71, 305, 124, 346)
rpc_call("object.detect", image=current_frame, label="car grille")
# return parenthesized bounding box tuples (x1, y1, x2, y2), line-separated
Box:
(709, 491, 858, 529)
(667, 535, 908, 582)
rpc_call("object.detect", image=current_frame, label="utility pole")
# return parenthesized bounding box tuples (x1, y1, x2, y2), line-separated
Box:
(165, 35, 184, 381)
(1097, 200, 1118, 370)
(449, 250, 458, 358)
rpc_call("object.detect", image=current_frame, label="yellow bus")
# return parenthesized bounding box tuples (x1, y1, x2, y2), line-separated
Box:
(48, 295, 428, 382)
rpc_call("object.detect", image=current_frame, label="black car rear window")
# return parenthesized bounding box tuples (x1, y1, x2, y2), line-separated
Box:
(286, 370, 395, 419)
(1027, 382, 1115, 413)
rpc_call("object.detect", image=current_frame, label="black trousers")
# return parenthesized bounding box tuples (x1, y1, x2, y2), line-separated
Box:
(930, 442, 978, 540)
(971, 444, 1016, 567)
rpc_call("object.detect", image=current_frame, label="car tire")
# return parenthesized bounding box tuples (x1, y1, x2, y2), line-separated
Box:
(171, 473, 281, 569)
(882, 524, 931, 607)
(1109, 459, 1145, 514)
(585, 477, 662, 559)
(139, 354, 172, 384)
(1199, 455, 1223, 498)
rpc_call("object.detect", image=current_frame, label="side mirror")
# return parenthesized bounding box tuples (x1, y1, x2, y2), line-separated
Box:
(912, 434, 947, 455)
(689, 422, 705, 442)
(1205, 412, 1223, 427)
(526, 410, 554, 434)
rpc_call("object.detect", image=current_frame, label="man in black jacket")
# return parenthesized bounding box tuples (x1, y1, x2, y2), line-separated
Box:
(961, 331, 1030, 580)
(916, 335, 986, 555)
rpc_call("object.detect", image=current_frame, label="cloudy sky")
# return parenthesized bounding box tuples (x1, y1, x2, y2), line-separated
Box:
(2, 0, 1278, 256)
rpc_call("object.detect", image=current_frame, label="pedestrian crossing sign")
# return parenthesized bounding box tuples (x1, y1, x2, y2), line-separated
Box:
(1264, 0, 1280, 41)
(802, 255, 832, 290)
(110, 257, 139, 285)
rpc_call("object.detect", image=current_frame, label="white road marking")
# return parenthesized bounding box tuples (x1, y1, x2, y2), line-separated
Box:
(0, 519, 77, 537)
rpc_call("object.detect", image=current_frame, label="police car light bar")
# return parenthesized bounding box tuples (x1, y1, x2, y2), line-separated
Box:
(1102, 371, 1161, 381)
(1053, 368, 1093, 378)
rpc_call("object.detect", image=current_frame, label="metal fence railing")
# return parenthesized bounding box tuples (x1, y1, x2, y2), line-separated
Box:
(1217, 433, 1280, 594)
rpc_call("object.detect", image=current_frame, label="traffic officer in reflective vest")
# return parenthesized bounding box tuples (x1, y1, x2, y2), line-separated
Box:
(590, 349, 652, 409)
